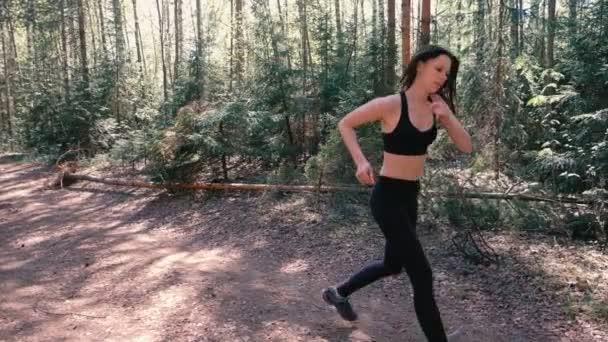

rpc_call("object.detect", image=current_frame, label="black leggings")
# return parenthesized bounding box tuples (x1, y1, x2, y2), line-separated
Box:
(336, 176, 447, 342)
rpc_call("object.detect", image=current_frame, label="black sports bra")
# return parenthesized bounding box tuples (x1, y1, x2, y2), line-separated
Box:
(382, 91, 438, 155)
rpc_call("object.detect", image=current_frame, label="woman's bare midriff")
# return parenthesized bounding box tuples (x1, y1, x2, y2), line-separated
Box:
(379, 152, 426, 181)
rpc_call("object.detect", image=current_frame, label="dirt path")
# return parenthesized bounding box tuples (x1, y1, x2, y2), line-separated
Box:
(1, 156, 606, 341)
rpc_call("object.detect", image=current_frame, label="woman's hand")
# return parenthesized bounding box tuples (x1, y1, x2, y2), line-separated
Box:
(429, 94, 474, 153)
(355, 161, 376, 186)
(429, 94, 454, 126)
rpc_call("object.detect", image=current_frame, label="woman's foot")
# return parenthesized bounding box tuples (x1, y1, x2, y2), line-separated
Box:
(322, 287, 358, 321)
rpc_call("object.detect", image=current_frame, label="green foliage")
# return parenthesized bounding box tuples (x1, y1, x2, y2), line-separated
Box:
(564, 212, 603, 241)
(442, 196, 501, 231)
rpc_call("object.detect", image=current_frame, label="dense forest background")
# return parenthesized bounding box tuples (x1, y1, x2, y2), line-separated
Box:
(0, 0, 606, 243)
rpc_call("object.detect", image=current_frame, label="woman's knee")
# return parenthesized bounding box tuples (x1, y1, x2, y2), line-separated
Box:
(384, 260, 403, 275)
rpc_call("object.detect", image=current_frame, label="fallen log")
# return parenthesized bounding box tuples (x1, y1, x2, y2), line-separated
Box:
(61, 172, 604, 205)
(62, 172, 363, 193)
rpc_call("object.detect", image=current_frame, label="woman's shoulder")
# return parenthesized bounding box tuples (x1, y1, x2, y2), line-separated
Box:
(368, 93, 401, 111)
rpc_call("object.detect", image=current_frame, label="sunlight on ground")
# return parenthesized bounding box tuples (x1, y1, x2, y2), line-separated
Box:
(280, 259, 309, 274)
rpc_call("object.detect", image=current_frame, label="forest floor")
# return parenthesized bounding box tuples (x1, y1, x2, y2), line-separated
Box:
(1, 154, 607, 342)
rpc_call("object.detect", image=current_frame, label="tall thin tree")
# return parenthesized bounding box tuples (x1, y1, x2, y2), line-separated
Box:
(401, 0, 411, 68)
(234, 0, 244, 87)
(77, 0, 89, 89)
(386, 0, 396, 90)
(420, 0, 431, 46)
(155, 0, 168, 101)
(174, 0, 182, 80)
(132, 0, 144, 72)
(60, 0, 71, 102)
(197, 0, 205, 99)
(1, 20, 13, 147)
(546, 0, 556, 67)
(113, 0, 125, 120)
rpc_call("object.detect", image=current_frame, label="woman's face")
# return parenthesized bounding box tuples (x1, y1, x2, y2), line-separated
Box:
(416, 54, 452, 94)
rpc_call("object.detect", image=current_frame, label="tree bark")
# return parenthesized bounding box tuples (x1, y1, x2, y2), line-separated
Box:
(401, 0, 411, 68)
(77, 0, 89, 89)
(113, 0, 125, 121)
(60, 0, 71, 102)
(197, 0, 205, 99)
(85, 0, 98, 67)
(335, 0, 342, 40)
(97, 0, 108, 57)
(155, 0, 168, 101)
(347, 0, 359, 80)
(519, 0, 523, 52)
(277, 0, 292, 69)
(494, 0, 505, 179)
(378, 0, 386, 94)
(510, 0, 519, 56)
(132, 0, 143, 71)
(546, 0, 556, 68)
(538, 0, 546, 66)
(297, 0, 311, 93)
(164, 0, 173, 85)
(234, 0, 244, 87)
(386, 0, 396, 90)
(568, 0, 577, 39)
(60, 172, 608, 205)
(174, 0, 182, 80)
(1, 20, 13, 147)
(420, 0, 431, 47)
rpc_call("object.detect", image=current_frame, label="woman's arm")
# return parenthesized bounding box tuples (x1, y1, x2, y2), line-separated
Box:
(442, 115, 473, 153)
(338, 96, 394, 184)
(430, 95, 473, 153)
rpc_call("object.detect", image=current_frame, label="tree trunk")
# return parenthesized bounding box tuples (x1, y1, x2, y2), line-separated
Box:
(348, 0, 359, 81)
(378, 0, 386, 94)
(155, 0, 168, 101)
(197, 0, 205, 99)
(519, 0, 523, 52)
(538, 0, 546, 66)
(335, 0, 342, 40)
(361, 0, 366, 38)
(494, 0, 505, 179)
(68, 0, 79, 66)
(386, 0, 396, 90)
(456, 0, 462, 52)
(510, 0, 519, 56)
(277, 0, 292, 69)
(164, 0, 173, 85)
(401, 0, 411, 69)
(476, 0, 485, 63)
(174, 0, 182, 80)
(97, 0, 108, 58)
(229, 0, 233, 92)
(297, 0, 311, 93)
(234, 0, 244, 87)
(85, 0, 98, 67)
(60, 0, 71, 102)
(77, 0, 89, 89)
(113, 0, 125, 121)
(26, 0, 35, 63)
(132, 0, 143, 71)
(60, 172, 608, 205)
(546, 0, 555, 68)
(568, 0, 577, 39)
(1, 21, 13, 148)
(420, 0, 431, 47)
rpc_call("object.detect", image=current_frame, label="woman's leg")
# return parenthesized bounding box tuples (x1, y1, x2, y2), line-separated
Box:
(335, 183, 405, 297)
(392, 206, 447, 342)
(335, 238, 403, 297)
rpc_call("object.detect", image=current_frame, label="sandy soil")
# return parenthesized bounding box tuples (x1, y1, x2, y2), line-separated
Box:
(1, 155, 606, 341)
